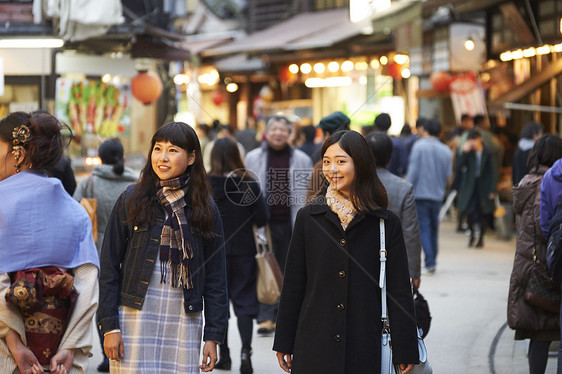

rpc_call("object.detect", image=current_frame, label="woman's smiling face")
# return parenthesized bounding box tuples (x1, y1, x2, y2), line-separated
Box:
(151, 140, 195, 180)
(322, 142, 355, 197)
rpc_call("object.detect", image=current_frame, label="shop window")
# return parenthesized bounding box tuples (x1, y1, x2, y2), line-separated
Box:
(0, 84, 39, 119)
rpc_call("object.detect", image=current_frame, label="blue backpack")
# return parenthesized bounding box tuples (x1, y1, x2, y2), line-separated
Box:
(546, 205, 562, 283)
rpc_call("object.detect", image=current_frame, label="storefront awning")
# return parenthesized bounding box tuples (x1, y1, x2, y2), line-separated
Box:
(202, 8, 365, 57)
(488, 58, 562, 111)
(214, 54, 266, 73)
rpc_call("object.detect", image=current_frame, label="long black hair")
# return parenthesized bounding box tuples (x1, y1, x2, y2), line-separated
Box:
(128, 122, 215, 238)
(309, 130, 387, 212)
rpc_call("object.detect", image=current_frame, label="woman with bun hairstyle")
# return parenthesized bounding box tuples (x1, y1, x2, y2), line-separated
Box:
(97, 122, 228, 373)
(0, 111, 100, 374)
(73, 138, 137, 372)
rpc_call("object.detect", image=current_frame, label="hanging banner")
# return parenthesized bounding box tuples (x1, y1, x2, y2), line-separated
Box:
(449, 72, 487, 124)
(55, 78, 131, 138)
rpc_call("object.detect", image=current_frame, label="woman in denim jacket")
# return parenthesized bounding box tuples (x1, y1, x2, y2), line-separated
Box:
(97, 122, 228, 373)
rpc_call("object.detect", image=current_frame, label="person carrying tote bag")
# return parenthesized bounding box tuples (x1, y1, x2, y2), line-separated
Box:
(254, 225, 283, 305)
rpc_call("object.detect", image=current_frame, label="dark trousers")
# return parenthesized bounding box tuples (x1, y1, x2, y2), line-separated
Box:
(257, 221, 292, 323)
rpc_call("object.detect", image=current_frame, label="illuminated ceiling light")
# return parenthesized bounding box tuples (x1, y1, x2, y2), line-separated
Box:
(401, 68, 411, 79)
(464, 39, 475, 51)
(300, 63, 312, 74)
(304, 77, 352, 88)
(313, 62, 325, 73)
(355, 61, 368, 70)
(394, 54, 409, 64)
(560, 17, 562, 34)
(500, 51, 513, 62)
(511, 49, 524, 59)
(554, 43, 562, 52)
(328, 61, 339, 72)
(101, 74, 112, 83)
(370, 59, 380, 69)
(341, 60, 354, 72)
(85, 157, 102, 166)
(359, 76, 368, 85)
(173, 74, 189, 85)
(226, 83, 239, 93)
(523, 48, 536, 58)
(289, 64, 299, 74)
(380, 56, 388, 65)
(536, 45, 551, 55)
(325, 76, 352, 87)
(305, 78, 325, 88)
(0, 38, 64, 48)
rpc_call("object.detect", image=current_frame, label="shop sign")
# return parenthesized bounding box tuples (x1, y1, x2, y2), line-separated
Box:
(449, 72, 486, 124)
(9, 102, 38, 113)
(55, 77, 131, 138)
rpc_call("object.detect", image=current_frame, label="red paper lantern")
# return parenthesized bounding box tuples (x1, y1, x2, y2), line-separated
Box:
(430, 71, 452, 92)
(211, 90, 225, 106)
(279, 66, 297, 84)
(386, 61, 403, 80)
(131, 70, 163, 105)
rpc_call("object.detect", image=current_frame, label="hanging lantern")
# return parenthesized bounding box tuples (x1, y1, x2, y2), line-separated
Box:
(131, 70, 163, 105)
(279, 66, 297, 85)
(211, 90, 226, 106)
(430, 71, 452, 92)
(385, 61, 403, 80)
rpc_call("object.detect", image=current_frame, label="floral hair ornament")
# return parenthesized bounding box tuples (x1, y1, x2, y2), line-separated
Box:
(12, 123, 32, 172)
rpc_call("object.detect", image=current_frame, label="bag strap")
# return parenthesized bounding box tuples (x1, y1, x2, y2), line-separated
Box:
(379, 218, 389, 328)
(85, 174, 95, 198)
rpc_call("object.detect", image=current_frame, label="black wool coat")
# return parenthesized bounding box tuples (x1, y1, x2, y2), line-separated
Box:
(273, 203, 419, 373)
(208, 175, 268, 256)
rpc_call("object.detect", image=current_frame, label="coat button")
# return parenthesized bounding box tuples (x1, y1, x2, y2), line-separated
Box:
(338, 270, 346, 278)
(340, 239, 346, 246)
(334, 334, 342, 342)
(337, 303, 345, 311)
(189, 305, 193, 311)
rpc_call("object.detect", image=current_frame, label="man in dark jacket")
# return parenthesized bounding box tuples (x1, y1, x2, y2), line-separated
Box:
(456, 130, 497, 248)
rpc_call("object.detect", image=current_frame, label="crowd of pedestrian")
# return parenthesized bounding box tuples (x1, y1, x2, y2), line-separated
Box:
(1, 108, 561, 374)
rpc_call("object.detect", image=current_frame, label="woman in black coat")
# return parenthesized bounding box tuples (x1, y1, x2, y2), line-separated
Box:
(207, 138, 268, 374)
(273, 130, 418, 373)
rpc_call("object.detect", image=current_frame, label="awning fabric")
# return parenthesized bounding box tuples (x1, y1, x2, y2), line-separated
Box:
(202, 8, 364, 57)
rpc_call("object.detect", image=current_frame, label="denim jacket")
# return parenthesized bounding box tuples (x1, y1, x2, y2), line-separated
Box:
(96, 187, 228, 343)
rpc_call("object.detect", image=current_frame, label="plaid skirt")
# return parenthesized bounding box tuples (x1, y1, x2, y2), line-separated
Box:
(110, 258, 203, 374)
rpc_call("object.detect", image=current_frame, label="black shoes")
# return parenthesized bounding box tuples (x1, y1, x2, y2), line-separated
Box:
(97, 357, 110, 372)
(240, 348, 253, 374)
(215, 347, 232, 370)
(257, 320, 275, 335)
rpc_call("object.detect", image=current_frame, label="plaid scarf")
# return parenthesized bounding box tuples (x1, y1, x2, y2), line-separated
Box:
(156, 174, 194, 289)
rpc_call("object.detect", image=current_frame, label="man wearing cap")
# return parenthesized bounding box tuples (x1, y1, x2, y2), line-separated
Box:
(311, 111, 350, 164)
(245, 115, 313, 335)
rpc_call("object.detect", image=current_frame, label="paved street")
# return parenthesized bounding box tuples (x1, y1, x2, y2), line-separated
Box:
(87, 220, 558, 373)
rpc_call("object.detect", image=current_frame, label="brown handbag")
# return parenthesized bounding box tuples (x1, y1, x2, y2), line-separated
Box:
(253, 225, 283, 305)
(523, 248, 560, 313)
